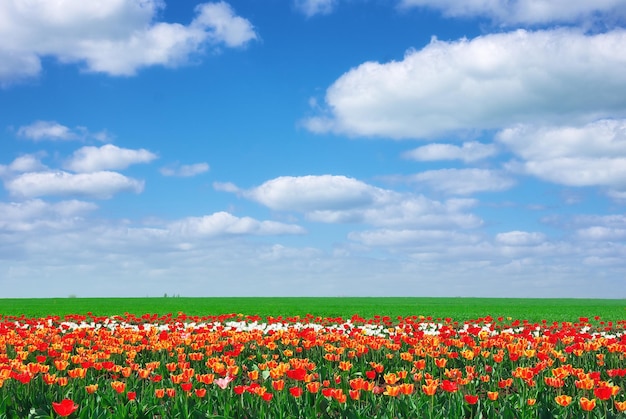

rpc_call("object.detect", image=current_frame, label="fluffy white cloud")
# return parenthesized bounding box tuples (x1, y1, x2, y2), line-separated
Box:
(0, 0, 257, 83)
(305, 29, 626, 139)
(294, 0, 337, 17)
(0, 154, 47, 177)
(499, 119, 626, 188)
(5, 171, 144, 199)
(168, 212, 305, 237)
(64, 144, 157, 173)
(233, 175, 483, 229)
(244, 175, 380, 212)
(398, 0, 626, 25)
(407, 169, 515, 195)
(403, 141, 497, 162)
(193, 2, 257, 47)
(160, 162, 209, 177)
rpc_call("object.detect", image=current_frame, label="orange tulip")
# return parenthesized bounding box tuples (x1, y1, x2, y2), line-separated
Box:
(498, 378, 513, 388)
(554, 395, 572, 407)
(422, 383, 437, 396)
(111, 380, 125, 394)
(487, 391, 499, 401)
(614, 400, 626, 412)
(580, 397, 596, 411)
(399, 383, 414, 395)
(338, 361, 352, 371)
(196, 373, 214, 385)
(272, 379, 285, 391)
(575, 378, 594, 390)
(434, 358, 447, 368)
(306, 381, 320, 393)
(349, 389, 360, 400)
(384, 385, 401, 397)
(43, 374, 57, 385)
(413, 359, 426, 370)
(54, 360, 69, 371)
(137, 368, 151, 379)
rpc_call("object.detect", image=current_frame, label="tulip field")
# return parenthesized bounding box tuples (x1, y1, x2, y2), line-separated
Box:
(1, 298, 626, 417)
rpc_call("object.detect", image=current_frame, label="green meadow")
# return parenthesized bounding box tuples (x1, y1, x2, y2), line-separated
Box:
(1, 297, 625, 322)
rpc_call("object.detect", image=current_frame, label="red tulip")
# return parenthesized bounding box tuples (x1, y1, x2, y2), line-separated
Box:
(594, 386, 613, 401)
(289, 387, 303, 398)
(464, 394, 479, 405)
(52, 399, 78, 417)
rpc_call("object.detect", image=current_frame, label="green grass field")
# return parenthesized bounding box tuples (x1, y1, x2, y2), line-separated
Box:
(1, 297, 625, 322)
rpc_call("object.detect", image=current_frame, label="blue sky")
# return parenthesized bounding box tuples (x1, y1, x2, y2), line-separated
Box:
(2, 0, 626, 298)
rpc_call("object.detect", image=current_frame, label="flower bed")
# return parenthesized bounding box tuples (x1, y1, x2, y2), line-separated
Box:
(1, 313, 625, 418)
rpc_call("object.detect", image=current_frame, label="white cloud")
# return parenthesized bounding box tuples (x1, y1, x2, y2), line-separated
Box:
(160, 162, 209, 177)
(408, 168, 515, 195)
(5, 171, 144, 199)
(213, 181, 240, 193)
(398, 0, 626, 25)
(16, 120, 111, 142)
(577, 226, 626, 241)
(193, 2, 257, 47)
(0, 154, 47, 176)
(1, 197, 624, 298)
(499, 119, 626, 187)
(244, 175, 380, 212)
(233, 175, 483, 229)
(349, 228, 481, 247)
(0, 50, 40, 86)
(305, 29, 626, 139)
(567, 215, 626, 241)
(607, 190, 626, 201)
(0, 0, 257, 83)
(306, 196, 482, 229)
(294, 0, 337, 17)
(495, 230, 546, 246)
(65, 144, 157, 173)
(572, 214, 626, 228)
(17, 121, 75, 141)
(403, 141, 497, 162)
(0, 199, 97, 232)
(168, 212, 305, 237)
